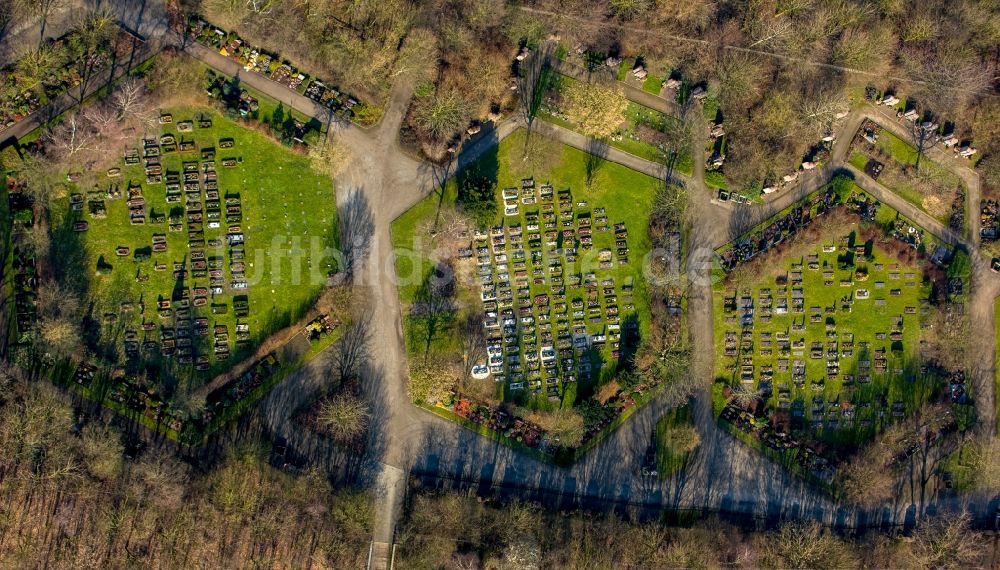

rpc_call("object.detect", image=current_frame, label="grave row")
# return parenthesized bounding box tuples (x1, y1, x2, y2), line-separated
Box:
(475, 179, 637, 398)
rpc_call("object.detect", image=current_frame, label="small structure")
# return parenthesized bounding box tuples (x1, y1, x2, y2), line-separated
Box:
(801, 161, 818, 170)
(631, 63, 647, 80)
(605, 56, 622, 68)
(942, 135, 959, 148)
(690, 86, 708, 101)
(664, 78, 682, 89)
(959, 146, 977, 158)
(710, 124, 725, 138)
(881, 95, 900, 106)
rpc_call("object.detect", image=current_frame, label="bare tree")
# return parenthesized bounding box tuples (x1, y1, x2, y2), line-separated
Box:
(317, 392, 370, 443)
(967, 438, 1000, 492)
(743, 10, 792, 50)
(14, 43, 63, 94)
(663, 423, 701, 456)
(906, 512, 981, 570)
(610, 0, 652, 21)
(408, 357, 460, 404)
(530, 409, 586, 447)
(763, 520, 856, 569)
(82, 103, 129, 148)
(71, 11, 116, 102)
(112, 77, 150, 123)
(797, 88, 849, 137)
(44, 112, 98, 163)
(912, 53, 994, 118)
(729, 383, 763, 410)
(308, 134, 350, 179)
(559, 80, 628, 139)
(836, 437, 898, 506)
(80, 423, 123, 481)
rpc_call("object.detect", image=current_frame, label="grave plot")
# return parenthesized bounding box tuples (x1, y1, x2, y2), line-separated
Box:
(712, 178, 970, 483)
(479, 180, 639, 402)
(393, 128, 666, 458)
(49, 105, 338, 387)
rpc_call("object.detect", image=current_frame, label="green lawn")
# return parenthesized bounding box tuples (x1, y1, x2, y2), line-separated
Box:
(49, 105, 337, 383)
(939, 439, 979, 492)
(877, 130, 919, 164)
(849, 151, 869, 171)
(704, 170, 728, 190)
(392, 128, 660, 410)
(655, 404, 697, 476)
(702, 94, 719, 123)
(538, 74, 694, 175)
(642, 74, 662, 95)
(616, 60, 629, 82)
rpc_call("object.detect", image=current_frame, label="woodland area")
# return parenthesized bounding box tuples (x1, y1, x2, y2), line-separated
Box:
(397, 488, 998, 569)
(0, 367, 373, 568)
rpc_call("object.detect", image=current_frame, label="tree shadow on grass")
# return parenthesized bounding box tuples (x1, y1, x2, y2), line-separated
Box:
(411, 262, 457, 357)
(584, 137, 609, 189)
(455, 138, 499, 229)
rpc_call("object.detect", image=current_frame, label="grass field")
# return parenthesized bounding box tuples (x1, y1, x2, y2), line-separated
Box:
(704, 170, 728, 190)
(642, 74, 662, 94)
(49, 105, 337, 383)
(849, 151, 869, 171)
(392, 128, 660, 410)
(713, 220, 936, 446)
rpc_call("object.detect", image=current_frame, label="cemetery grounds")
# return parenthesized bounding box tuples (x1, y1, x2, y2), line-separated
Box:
(35, 105, 340, 437)
(392, 128, 663, 458)
(711, 180, 955, 483)
(848, 120, 966, 229)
